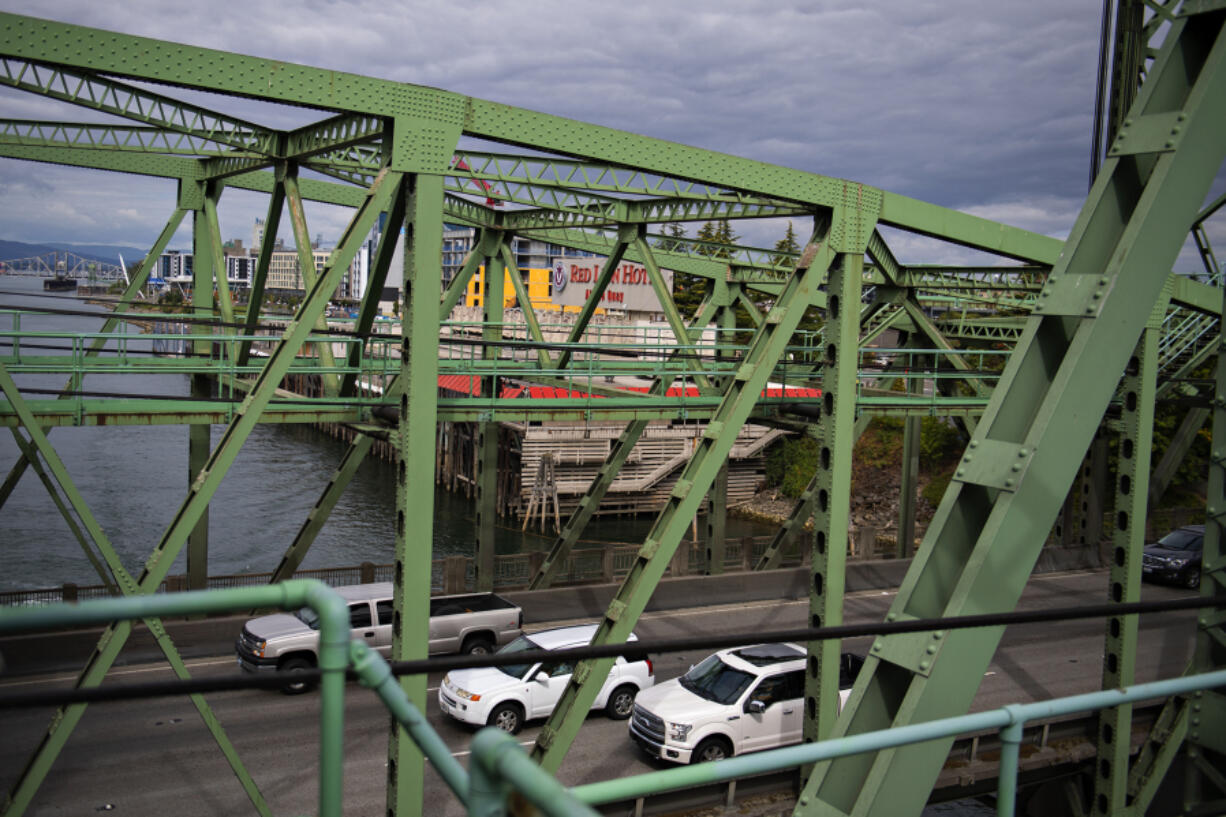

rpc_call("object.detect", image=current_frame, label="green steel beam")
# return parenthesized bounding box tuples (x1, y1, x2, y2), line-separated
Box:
(438, 230, 489, 318)
(795, 11, 1226, 815)
(1149, 406, 1210, 506)
(237, 169, 285, 367)
(554, 230, 632, 371)
(0, 363, 270, 817)
(283, 165, 340, 396)
(189, 189, 214, 594)
(475, 234, 505, 592)
(0, 58, 277, 153)
(269, 433, 376, 585)
(341, 182, 407, 397)
(530, 215, 837, 773)
(7, 428, 115, 594)
(387, 172, 445, 817)
(803, 184, 877, 751)
(286, 112, 385, 162)
(1092, 323, 1158, 817)
(0, 119, 248, 154)
(500, 242, 554, 369)
(1169, 273, 1224, 315)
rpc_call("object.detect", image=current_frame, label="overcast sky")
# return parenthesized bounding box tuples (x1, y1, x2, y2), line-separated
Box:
(0, 2, 1220, 270)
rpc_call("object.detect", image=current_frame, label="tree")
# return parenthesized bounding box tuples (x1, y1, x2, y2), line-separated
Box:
(771, 221, 799, 268)
(656, 222, 688, 253)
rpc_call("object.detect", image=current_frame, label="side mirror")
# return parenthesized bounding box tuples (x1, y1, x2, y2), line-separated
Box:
(746, 700, 766, 715)
(534, 672, 549, 684)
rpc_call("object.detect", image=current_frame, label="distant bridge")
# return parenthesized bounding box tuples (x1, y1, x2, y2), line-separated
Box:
(0, 250, 124, 280)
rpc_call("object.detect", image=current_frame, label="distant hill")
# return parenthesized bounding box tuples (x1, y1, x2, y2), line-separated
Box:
(0, 239, 148, 267)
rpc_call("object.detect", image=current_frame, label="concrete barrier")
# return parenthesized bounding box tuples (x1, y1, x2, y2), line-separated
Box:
(0, 546, 1100, 677)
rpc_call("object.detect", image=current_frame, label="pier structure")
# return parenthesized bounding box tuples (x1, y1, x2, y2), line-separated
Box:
(0, 4, 1223, 816)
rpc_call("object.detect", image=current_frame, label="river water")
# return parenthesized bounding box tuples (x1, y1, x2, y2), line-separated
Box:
(0, 275, 776, 591)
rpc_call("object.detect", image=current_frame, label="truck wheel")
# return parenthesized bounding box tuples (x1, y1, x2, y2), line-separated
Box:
(691, 736, 731, 764)
(462, 635, 495, 655)
(488, 703, 523, 734)
(280, 657, 316, 695)
(605, 685, 637, 719)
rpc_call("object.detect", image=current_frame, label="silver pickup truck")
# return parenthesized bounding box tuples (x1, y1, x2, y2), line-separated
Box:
(235, 582, 523, 693)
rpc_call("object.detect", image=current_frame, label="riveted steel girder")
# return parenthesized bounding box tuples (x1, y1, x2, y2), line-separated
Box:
(795, 10, 1226, 815)
(0, 119, 249, 154)
(1091, 324, 1157, 817)
(387, 172, 445, 817)
(0, 58, 277, 153)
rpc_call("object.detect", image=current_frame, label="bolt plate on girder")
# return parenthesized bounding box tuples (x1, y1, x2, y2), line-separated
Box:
(870, 619, 945, 676)
(952, 438, 1034, 492)
(1031, 272, 1113, 317)
(1108, 112, 1186, 157)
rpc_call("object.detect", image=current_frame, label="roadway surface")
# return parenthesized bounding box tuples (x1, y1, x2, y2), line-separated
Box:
(0, 570, 1199, 816)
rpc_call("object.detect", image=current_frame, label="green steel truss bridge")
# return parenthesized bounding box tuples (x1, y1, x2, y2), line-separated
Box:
(0, 2, 1224, 816)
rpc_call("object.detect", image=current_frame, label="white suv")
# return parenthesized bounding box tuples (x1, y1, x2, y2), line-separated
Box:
(438, 624, 655, 734)
(629, 643, 863, 764)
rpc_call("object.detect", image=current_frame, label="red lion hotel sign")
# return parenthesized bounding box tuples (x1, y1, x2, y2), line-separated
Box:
(551, 257, 673, 315)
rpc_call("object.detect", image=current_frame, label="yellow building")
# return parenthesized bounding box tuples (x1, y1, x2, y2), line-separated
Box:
(464, 266, 593, 313)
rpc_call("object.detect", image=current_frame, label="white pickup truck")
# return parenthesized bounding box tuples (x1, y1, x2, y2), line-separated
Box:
(629, 643, 863, 763)
(235, 582, 523, 693)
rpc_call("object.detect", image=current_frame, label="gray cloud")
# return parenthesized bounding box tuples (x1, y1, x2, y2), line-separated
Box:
(1, 2, 1207, 271)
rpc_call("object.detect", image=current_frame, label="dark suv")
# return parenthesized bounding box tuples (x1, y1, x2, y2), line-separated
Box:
(1141, 525, 1205, 589)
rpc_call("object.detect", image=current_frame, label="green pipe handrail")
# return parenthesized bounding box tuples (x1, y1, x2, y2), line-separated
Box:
(570, 668, 1226, 817)
(0, 581, 600, 817)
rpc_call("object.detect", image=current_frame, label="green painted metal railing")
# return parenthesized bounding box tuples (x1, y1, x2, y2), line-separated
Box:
(0, 579, 599, 817)
(1, 581, 1222, 816)
(572, 669, 1226, 817)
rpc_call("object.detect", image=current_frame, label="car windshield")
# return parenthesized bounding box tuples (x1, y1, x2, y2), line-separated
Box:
(294, 607, 320, 631)
(679, 654, 754, 704)
(1156, 530, 1202, 551)
(495, 635, 539, 679)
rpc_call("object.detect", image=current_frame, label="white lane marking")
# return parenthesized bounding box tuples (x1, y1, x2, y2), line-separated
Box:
(448, 739, 534, 759)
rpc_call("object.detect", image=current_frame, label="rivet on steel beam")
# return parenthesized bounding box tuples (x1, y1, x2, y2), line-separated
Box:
(1099, 276, 1109, 285)
(1005, 479, 1015, 488)
(1011, 463, 1021, 472)
(926, 645, 937, 655)
(1177, 113, 1187, 122)
(969, 440, 979, 448)
(956, 469, 965, 477)
(1124, 119, 1133, 126)
(886, 613, 896, 622)
(1018, 449, 1028, 457)
(1165, 141, 1174, 149)
(872, 641, 883, 652)
(919, 660, 931, 671)
(933, 631, 944, 639)
(1086, 305, 1096, 313)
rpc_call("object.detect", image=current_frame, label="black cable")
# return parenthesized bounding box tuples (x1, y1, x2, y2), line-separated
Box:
(0, 593, 1218, 709)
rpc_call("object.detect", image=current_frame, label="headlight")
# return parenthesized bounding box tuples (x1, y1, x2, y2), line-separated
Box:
(443, 676, 481, 701)
(254, 640, 266, 658)
(669, 722, 692, 741)
(1164, 557, 1190, 567)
